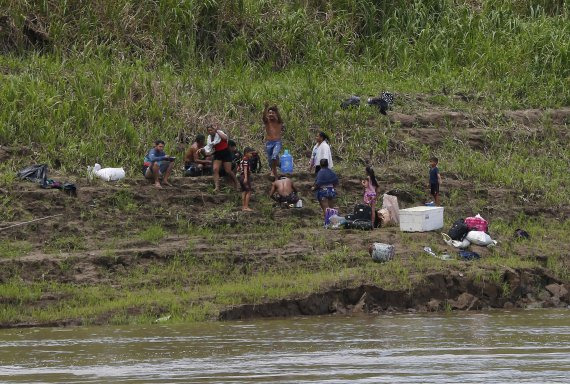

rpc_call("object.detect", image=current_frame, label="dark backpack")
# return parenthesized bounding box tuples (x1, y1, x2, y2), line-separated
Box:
(344, 219, 373, 230)
(345, 204, 373, 230)
(346, 204, 372, 221)
(448, 218, 469, 241)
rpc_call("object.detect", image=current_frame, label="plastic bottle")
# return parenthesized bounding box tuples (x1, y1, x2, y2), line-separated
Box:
(280, 149, 293, 174)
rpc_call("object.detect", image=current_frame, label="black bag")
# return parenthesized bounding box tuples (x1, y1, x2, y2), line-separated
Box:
(184, 165, 202, 177)
(346, 204, 372, 222)
(448, 218, 469, 241)
(17, 164, 48, 185)
(514, 228, 530, 240)
(345, 204, 373, 230)
(344, 219, 373, 230)
(459, 250, 480, 260)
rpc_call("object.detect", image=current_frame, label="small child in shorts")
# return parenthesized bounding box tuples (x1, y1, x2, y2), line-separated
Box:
(429, 156, 442, 206)
(239, 147, 255, 211)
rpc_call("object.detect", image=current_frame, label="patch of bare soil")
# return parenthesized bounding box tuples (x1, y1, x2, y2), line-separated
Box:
(390, 107, 570, 150)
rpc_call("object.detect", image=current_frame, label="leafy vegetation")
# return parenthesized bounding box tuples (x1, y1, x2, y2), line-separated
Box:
(0, 2, 568, 204)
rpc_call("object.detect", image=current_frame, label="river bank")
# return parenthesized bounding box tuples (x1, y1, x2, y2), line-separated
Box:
(1, 123, 569, 327)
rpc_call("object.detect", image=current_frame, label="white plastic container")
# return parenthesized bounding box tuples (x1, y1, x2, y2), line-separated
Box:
(399, 206, 444, 232)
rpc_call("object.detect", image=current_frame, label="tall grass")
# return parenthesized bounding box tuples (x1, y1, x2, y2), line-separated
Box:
(0, 1, 568, 203)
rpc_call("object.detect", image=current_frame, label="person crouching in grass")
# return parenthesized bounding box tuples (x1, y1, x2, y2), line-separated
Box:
(239, 147, 255, 211)
(143, 139, 175, 188)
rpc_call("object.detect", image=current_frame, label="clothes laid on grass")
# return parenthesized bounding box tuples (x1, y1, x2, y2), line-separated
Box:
(17, 164, 76, 195)
(17, 164, 48, 185)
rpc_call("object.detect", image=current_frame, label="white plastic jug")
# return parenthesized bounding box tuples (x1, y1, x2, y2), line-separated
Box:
(280, 149, 293, 174)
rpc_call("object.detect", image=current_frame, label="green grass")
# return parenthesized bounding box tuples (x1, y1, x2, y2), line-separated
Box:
(0, 240, 33, 259)
(1, 214, 568, 326)
(0, 2, 568, 200)
(139, 224, 167, 244)
(44, 235, 86, 253)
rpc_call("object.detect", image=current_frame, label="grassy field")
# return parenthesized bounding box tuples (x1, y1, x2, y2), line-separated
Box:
(0, 1, 569, 326)
(1, 1, 568, 168)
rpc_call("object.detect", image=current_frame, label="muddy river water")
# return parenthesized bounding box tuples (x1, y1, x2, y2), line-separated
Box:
(1, 309, 569, 383)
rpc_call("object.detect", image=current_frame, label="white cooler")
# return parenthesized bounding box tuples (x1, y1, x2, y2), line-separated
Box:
(399, 206, 444, 232)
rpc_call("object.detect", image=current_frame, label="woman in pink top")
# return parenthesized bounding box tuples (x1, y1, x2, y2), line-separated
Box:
(362, 166, 379, 226)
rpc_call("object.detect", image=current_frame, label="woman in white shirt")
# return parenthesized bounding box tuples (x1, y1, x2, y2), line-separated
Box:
(309, 131, 333, 175)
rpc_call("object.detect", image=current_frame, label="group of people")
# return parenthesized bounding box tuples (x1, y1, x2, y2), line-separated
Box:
(142, 104, 442, 223)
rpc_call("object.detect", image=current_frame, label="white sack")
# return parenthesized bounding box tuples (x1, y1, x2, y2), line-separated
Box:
(90, 163, 126, 181)
(466, 231, 497, 246)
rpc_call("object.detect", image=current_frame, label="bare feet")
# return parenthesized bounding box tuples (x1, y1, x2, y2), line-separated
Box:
(154, 182, 162, 189)
(163, 181, 173, 187)
(242, 207, 253, 212)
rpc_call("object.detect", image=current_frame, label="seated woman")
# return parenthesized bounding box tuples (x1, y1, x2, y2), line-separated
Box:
(313, 158, 338, 217)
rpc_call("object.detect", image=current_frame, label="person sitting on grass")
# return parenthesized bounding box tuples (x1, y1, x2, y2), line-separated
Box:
(143, 139, 175, 188)
(239, 147, 255, 211)
(312, 158, 338, 216)
(183, 134, 212, 176)
(270, 176, 299, 207)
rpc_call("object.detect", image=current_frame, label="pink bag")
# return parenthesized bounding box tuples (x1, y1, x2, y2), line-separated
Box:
(324, 208, 338, 227)
(465, 214, 488, 232)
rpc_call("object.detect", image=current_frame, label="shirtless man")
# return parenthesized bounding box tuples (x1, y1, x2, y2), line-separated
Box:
(262, 104, 284, 179)
(183, 134, 212, 176)
(270, 176, 299, 206)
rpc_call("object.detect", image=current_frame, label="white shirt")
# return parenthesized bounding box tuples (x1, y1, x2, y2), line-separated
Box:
(311, 141, 333, 168)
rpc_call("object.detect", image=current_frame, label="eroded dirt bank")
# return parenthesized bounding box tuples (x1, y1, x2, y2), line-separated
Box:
(220, 269, 570, 320)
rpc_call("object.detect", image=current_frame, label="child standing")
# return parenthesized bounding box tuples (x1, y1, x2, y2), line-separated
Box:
(362, 166, 379, 225)
(429, 156, 442, 206)
(239, 147, 255, 211)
